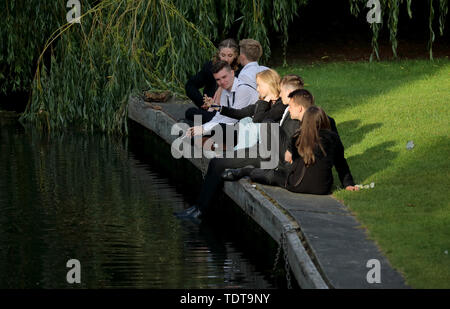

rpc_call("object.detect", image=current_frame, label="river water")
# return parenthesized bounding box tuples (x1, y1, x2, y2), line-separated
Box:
(0, 117, 283, 289)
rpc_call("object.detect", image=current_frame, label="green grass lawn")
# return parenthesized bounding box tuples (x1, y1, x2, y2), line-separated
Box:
(276, 58, 450, 288)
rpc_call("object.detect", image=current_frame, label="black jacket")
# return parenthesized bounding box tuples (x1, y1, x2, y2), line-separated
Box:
(220, 98, 286, 123)
(287, 116, 338, 154)
(286, 129, 355, 194)
(185, 61, 217, 108)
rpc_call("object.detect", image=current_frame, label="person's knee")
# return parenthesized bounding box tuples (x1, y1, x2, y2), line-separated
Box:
(250, 168, 274, 185)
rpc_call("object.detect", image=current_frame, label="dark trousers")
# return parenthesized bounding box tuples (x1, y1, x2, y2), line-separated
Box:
(195, 122, 293, 213)
(196, 145, 263, 213)
(244, 166, 287, 187)
(185, 107, 216, 124)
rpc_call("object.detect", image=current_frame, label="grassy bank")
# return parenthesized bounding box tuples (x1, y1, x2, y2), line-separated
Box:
(277, 58, 450, 288)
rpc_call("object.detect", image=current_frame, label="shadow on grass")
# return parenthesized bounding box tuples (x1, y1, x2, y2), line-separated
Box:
(345, 141, 398, 183)
(336, 119, 383, 149)
(278, 59, 449, 116)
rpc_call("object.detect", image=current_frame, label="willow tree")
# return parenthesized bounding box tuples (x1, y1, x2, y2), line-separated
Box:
(20, 0, 302, 134)
(350, 0, 449, 61)
(23, 0, 217, 134)
(1, 0, 447, 134)
(0, 1, 67, 94)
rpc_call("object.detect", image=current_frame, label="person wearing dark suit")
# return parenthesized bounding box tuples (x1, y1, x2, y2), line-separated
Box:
(224, 103, 359, 195)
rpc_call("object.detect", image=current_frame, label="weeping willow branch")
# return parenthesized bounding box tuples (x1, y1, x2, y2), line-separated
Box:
(4, 0, 447, 134)
(429, 0, 435, 60)
(22, 0, 216, 134)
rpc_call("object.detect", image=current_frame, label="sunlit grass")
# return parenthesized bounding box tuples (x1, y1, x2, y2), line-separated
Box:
(277, 58, 450, 288)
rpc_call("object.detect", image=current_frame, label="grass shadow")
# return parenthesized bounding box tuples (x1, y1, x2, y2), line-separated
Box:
(276, 59, 449, 116)
(337, 119, 383, 150)
(345, 141, 398, 184)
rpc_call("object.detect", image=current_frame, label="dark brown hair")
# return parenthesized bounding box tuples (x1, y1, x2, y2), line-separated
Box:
(211, 60, 232, 74)
(295, 106, 331, 166)
(213, 38, 239, 71)
(288, 89, 314, 109)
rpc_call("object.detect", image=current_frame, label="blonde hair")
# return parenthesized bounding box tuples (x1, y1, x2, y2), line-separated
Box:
(256, 69, 281, 99)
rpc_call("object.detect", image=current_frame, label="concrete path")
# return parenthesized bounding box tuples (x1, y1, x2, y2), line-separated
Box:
(128, 95, 408, 289)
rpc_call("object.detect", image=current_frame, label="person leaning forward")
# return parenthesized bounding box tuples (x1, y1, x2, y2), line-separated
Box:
(184, 39, 241, 124)
(186, 60, 258, 145)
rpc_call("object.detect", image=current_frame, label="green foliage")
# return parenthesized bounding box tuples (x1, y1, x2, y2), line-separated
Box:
(277, 59, 450, 288)
(19, 0, 302, 134)
(1, 0, 447, 133)
(0, 1, 66, 94)
(350, 0, 449, 61)
(23, 0, 217, 134)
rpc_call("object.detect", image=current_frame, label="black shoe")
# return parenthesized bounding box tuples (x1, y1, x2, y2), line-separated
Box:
(174, 205, 202, 219)
(221, 168, 243, 181)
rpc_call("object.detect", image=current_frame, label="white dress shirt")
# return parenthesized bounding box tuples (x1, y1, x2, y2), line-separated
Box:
(202, 77, 259, 133)
(238, 62, 270, 89)
(280, 106, 290, 126)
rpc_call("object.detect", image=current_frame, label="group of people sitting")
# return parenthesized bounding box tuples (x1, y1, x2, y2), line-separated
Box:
(175, 38, 359, 220)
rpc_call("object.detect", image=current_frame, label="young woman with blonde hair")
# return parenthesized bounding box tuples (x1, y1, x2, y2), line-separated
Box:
(215, 68, 285, 123)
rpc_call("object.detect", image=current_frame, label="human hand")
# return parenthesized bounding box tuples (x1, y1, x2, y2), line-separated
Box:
(263, 95, 278, 103)
(202, 95, 214, 109)
(186, 126, 203, 137)
(284, 150, 293, 164)
(345, 185, 360, 191)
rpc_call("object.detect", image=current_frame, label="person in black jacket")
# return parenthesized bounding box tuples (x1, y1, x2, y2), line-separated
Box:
(184, 39, 240, 124)
(224, 105, 359, 194)
(174, 74, 305, 220)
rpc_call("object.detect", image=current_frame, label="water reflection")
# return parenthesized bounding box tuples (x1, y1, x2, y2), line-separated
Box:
(0, 120, 275, 288)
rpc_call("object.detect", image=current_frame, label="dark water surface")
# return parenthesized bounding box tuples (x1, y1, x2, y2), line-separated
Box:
(0, 119, 281, 289)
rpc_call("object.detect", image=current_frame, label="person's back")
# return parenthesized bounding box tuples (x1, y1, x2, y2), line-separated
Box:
(237, 39, 269, 89)
(286, 106, 356, 194)
(287, 130, 343, 194)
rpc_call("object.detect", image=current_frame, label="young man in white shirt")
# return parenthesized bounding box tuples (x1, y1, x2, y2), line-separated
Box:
(237, 39, 269, 89)
(186, 61, 259, 144)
